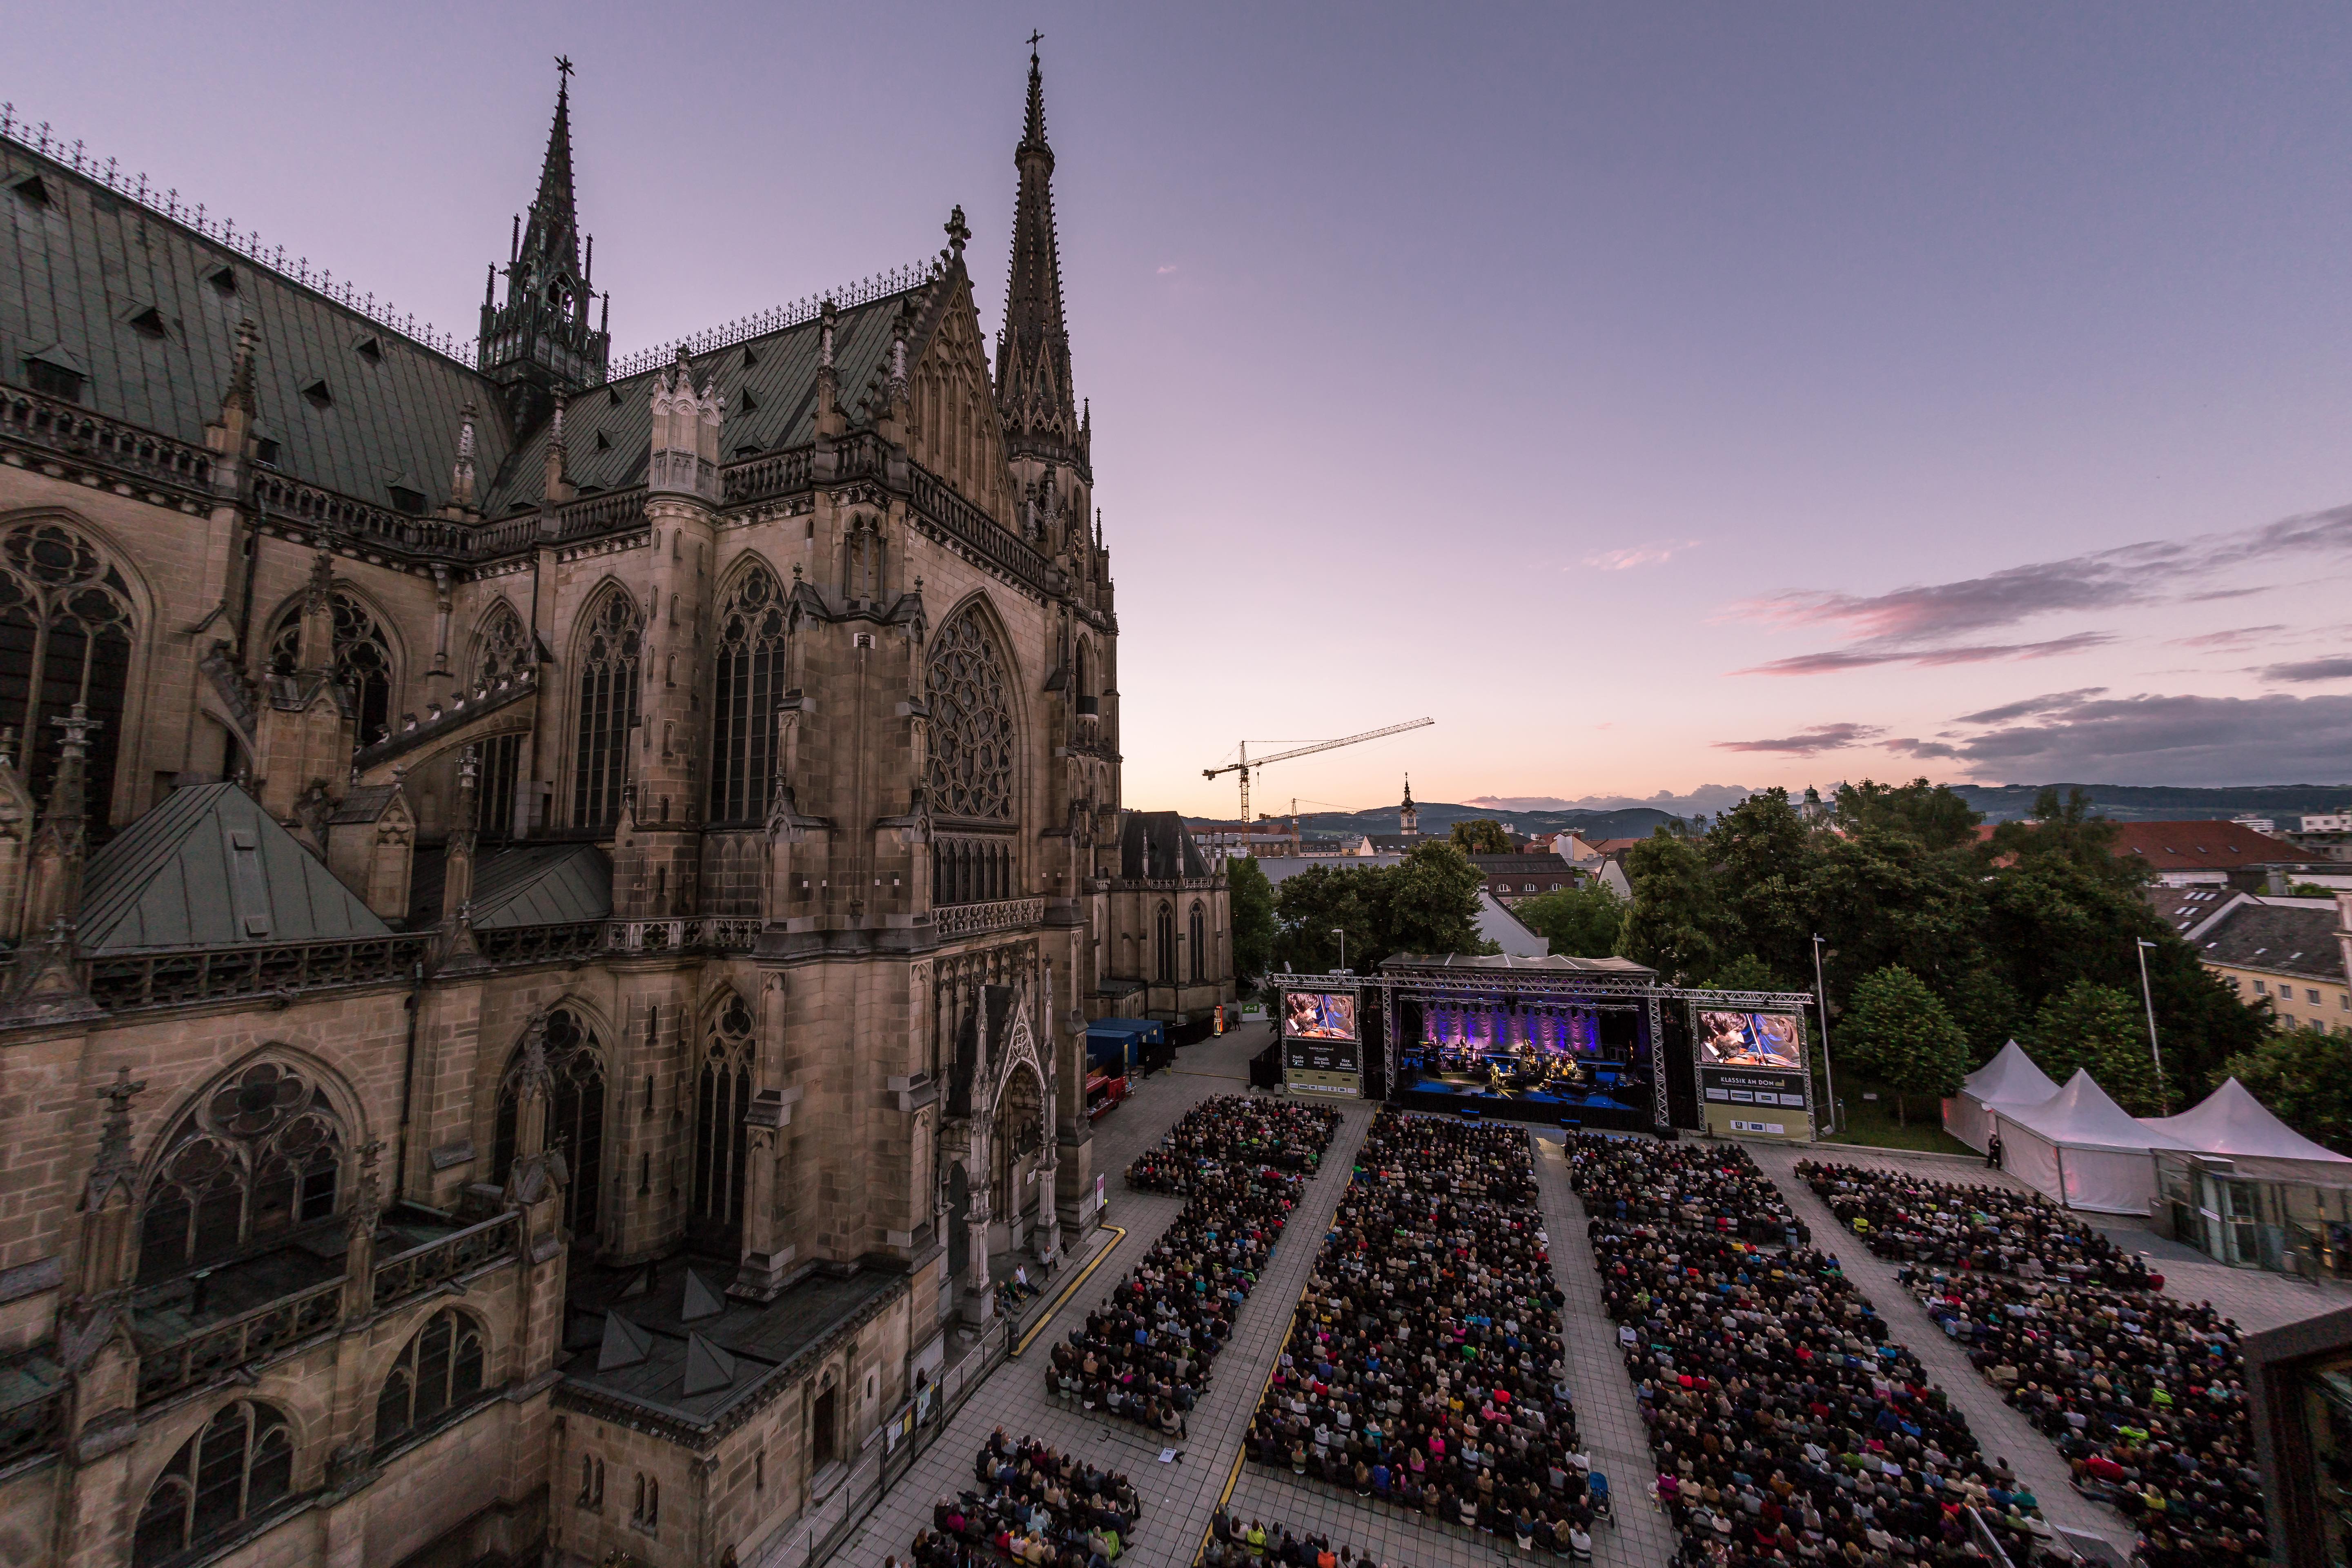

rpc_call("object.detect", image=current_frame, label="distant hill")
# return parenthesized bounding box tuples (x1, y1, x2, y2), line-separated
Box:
(1187, 801, 1682, 840)
(1954, 783, 2352, 824)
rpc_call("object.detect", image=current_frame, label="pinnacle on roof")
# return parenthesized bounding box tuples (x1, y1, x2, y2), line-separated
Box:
(997, 40, 1081, 465)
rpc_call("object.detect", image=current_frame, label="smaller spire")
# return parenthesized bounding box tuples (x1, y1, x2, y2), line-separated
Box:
(450, 401, 478, 510)
(82, 1065, 147, 1212)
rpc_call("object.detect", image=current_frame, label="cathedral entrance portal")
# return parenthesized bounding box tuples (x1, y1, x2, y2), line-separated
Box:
(989, 1063, 1045, 1254)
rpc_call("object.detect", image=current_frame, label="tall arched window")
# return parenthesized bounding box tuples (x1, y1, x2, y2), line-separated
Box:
(0, 520, 134, 834)
(269, 590, 395, 745)
(133, 1400, 294, 1566)
(1154, 902, 1175, 985)
(691, 995, 754, 1240)
(1189, 902, 1207, 984)
(373, 1308, 487, 1454)
(138, 1058, 347, 1282)
(925, 604, 1015, 821)
(473, 601, 531, 684)
(709, 566, 787, 823)
(570, 590, 641, 829)
(492, 1009, 607, 1238)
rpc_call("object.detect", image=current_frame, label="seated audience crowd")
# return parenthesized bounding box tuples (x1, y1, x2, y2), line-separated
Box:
(1796, 1165, 2154, 1290)
(1201, 1510, 1401, 1568)
(911, 1429, 1139, 1568)
(1127, 1095, 1341, 1191)
(1042, 1096, 1341, 1437)
(1570, 1137, 2053, 1568)
(1797, 1163, 2265, 1568)
(1246, 1110, 1598, 1552)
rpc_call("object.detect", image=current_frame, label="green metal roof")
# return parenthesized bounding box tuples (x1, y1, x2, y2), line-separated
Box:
(78, 782, 394, 953)
(408, 842, 610, 930)
(482, 284, 929, 512)
(0, 141, 511, 516)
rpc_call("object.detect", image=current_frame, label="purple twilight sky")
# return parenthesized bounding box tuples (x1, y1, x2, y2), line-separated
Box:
(16, 2, 2352, 815)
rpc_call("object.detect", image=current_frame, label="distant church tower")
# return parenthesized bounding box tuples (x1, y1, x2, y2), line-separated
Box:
(1398, 776, 1419, 838)
(477, 60, 611, 436)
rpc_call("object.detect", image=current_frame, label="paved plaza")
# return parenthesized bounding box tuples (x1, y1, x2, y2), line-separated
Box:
(832, 1098, 2352, 1568)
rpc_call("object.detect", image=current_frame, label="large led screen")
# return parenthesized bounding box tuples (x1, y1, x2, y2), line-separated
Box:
(1694, 1009, 1803, 1071)
(1283, 991, 1359, 1041)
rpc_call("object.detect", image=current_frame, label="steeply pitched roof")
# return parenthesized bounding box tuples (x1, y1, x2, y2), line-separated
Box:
(0, 139, 510, 517)
(482, 282, 931, 513)
(2108, 820, 2307, 869)
(78, 782, 392, 953)
(2193, 898, 2348, 984)
(1474, 891, 1548, 958)
(408, 842, 610, 929)
(1468, 854, 1575, 875)
(1120, 811, 1210, 881)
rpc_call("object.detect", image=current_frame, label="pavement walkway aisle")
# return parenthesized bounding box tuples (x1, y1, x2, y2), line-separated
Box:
(831, 1026, 1374, 1568)
(1736, 1141, 2133, 1555)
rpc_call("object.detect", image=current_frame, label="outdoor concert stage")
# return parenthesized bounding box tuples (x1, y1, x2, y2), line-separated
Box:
(1374, 954, 1672, 1131)
(1390, 997, 1656, 1128)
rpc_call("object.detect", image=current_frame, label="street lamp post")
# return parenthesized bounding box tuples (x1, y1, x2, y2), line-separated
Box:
(2136, 938, 2169, 1114)
(1812, 933, 1838, 1136)
(1332, 930, 1346, 974)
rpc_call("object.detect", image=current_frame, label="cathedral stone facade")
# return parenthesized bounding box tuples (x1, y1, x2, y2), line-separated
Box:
(0, 51, 1230, 1568)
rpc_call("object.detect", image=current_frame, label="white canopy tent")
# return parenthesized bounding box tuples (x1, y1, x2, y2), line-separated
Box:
(1942, 1042, 2061, 1153)
(2142, 1078, 2352, 1172)
(1992, 1069, 2196, 1215)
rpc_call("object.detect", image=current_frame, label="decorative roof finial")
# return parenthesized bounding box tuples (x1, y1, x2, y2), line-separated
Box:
(944, 206, 970, 259)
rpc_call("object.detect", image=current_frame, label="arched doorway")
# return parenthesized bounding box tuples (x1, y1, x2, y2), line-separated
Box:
(947, 1162, 970, 1276)
(989, 1063, 1045, 1254)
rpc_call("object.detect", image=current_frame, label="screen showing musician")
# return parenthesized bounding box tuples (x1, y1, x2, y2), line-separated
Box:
(1694, 1010, 1802, 1069)
(1283, 991, 1359, 1041)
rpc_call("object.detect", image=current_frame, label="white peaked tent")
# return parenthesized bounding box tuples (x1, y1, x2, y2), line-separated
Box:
(2142, 1078, 2352, 1167)
(1992, 1069, 2196, 1215)
(1942, 1042, 2062, 1153)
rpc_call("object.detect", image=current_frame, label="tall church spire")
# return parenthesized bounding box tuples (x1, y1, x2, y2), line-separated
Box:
(522, 59, 581, 278)
(997, 39, 1082, 472)
(479, 56, 609, 438)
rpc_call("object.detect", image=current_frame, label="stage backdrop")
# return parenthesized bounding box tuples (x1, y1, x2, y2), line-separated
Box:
(1692, 1007, 1814, 1140)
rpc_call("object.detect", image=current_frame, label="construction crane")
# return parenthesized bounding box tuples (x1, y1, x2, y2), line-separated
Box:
(1204, 717, 1434, 822)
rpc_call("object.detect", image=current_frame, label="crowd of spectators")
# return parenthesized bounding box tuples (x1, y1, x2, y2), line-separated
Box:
(1245, 1110, 1599, 1553)
(1570, 1136, 2053, 1568)
(1797, 1162, 2265, 1568)
(911, 1430, 1140, 1568)
(1043, 1096, 1341, 1436)
(1127, 1095, 1341, 1191)
(1795, 1165, 2154, 1290)
(1200, 1511, 1396, 1568)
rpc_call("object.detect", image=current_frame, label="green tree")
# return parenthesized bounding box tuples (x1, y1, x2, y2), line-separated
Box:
(1269, 842, 1491, 976)
(1615, 829, 1728, 984)
(2027, 978, 2158, 1105)
(1707, 953, 1798, 993)
(1516, 881, 1624, 958)
(1372, 841, 1492, 967)
(1227, 854, 1277, 984)
(1270, 863, 1379, 976)
(1832, 778, 1984, 851)
(1449, 818, 1515, 855)
(2225, 1027, 2352, 1154)
(1986, 786, 2127, 882)
(1836, 965, 1971, 1124)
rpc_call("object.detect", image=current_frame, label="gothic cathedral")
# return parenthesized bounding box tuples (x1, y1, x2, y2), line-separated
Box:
(0, 50, 1232, 1568)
